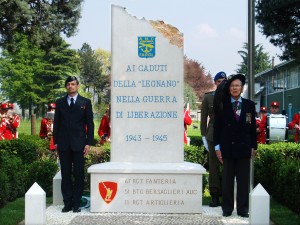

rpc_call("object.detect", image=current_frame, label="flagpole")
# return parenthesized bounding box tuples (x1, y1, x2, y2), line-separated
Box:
(248, 0, 255, 191)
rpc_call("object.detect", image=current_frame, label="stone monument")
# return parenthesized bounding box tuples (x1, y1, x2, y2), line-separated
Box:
(88, 4, 206, 213)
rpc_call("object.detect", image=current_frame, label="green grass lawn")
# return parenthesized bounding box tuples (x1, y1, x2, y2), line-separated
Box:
(0, 197, 52, 225)
(18, 118, 199, 139)
(17, 118, 101, 137)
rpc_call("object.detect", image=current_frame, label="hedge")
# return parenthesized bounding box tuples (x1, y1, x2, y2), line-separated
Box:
(254, 142, 300, 215)
(0, 135, 58, 206)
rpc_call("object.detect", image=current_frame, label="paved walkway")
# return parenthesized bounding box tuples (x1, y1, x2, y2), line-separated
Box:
(44, 205, 249, 225)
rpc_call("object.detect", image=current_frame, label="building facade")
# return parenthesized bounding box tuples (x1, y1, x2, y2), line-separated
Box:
(255, 59, 300, 122)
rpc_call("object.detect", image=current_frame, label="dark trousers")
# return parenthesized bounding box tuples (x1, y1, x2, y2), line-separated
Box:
(208, 140, 222, 195)
(59, 149, 85, 208)
(222, 158, 250, 214)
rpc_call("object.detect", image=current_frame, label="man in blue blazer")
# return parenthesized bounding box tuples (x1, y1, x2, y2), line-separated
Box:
(53, 76, 94, 213)
(214, 74, 257, 218)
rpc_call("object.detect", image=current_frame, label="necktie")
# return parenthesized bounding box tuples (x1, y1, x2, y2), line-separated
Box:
(70, 98, 74, 109)
(233, 101, 240, 120)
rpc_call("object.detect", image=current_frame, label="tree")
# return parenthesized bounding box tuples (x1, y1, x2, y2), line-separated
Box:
(95, 48, 111, 76)
(95, 48, 111, 104)
(0, 34, 46, 116)
(0, 0, 83, 52)
(184, 83, 199, 110)
(184, 56, 214, 101)
(78, 44, 110, 106)
(236, 42, 272, 75)
(256, 0, 300, 61)
(37, 40, 79, 115)
(0, 34, 79, 117)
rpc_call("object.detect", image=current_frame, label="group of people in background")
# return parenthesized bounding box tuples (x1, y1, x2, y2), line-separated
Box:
(256, 101, 300, 144)
(0, 102, 20, 140)
(39, 101, 111, 152)
(288, 110, 300, 143)
(256, 101, 280, 144)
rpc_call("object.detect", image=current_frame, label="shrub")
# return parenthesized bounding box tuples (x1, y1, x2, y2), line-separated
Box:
(184, 144, 206, 165)
(277, 159, 300, 214)
(254, 142, 300, 215)
(189, 135, 202, 147)
(0, 139, 38, 164)
(0, 170, 9, 207)
(84, 144, 111, 191)
(0, 151, 25, 201)
(26, 159, 59, 196)
(184, 144, 208, 192)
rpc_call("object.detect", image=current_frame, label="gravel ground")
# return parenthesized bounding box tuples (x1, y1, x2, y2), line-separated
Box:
(43, 205, 249, 225)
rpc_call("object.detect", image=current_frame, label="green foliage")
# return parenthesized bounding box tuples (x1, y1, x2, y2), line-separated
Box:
(189, 135, 203, 147)
(0, 135, 57, 206)
(0, 0, 83, 53)
(0, 139, 38, 164)
(38, 40, 79, 106)
(184, 144, 208, 192)
(184, 83, 199, 110)
(95, 48, 111, 76)
(0, 151, 25, 202)
(26, 159, 58, 196)
(256, 0, 300, 61)
(0, 170, 9, 207)
(236, 42, 272, 75)
(254, 142, 300, 215)
(0, 35, 79, 115)
(0, 34, 46, 112)
(84, 144, 111, 191)
(78, 43, 110, 107)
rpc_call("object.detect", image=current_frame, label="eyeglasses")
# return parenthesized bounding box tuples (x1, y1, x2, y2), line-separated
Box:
(230, 85, 242, 88)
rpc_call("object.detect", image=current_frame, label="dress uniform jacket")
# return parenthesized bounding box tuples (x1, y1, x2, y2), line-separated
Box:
(214, 97, 257, 158)
(288, 113, 300, 142)
(53, 94, 94, 151)
(201, 92, 214, 142)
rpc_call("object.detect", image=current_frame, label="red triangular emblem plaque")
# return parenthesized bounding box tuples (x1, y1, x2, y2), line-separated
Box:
(98, 181, 118, 204)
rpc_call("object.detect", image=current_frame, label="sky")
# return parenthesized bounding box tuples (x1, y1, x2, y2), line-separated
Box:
(66, 0, 283, 76)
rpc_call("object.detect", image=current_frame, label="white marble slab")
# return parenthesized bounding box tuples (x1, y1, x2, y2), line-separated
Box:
(89, 162, 205, 213)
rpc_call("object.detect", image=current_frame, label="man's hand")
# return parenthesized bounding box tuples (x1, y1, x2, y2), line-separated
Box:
(202, 136, 209, 151)
(295, 124, 299, 129)
(84, 145, 90, 157)
(216, 150, 223, 164)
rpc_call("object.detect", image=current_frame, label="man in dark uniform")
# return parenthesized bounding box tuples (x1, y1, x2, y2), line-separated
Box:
(201, 71, 227, 207)
(214, 74, 257, 218)
(53, 76, 94, 213)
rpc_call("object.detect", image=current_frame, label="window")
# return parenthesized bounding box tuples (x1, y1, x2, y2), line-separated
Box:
(277, 71, 284, 90)
(298, 66, 300, 87)
(288, 68, 298, 89)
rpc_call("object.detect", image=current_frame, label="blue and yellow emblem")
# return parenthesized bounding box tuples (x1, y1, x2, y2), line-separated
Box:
(138, 36, 155, 58)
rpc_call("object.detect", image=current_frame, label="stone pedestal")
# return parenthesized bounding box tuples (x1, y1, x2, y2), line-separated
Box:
(53, 171, 63, 205)
(250, 183, 270, 225)
(25, 182, 46, 225)
(88, 5, 205, 214)
(88, 162, 205, 213)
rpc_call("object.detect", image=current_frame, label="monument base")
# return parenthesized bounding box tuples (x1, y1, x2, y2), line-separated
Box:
(88, 162, 206, 213)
